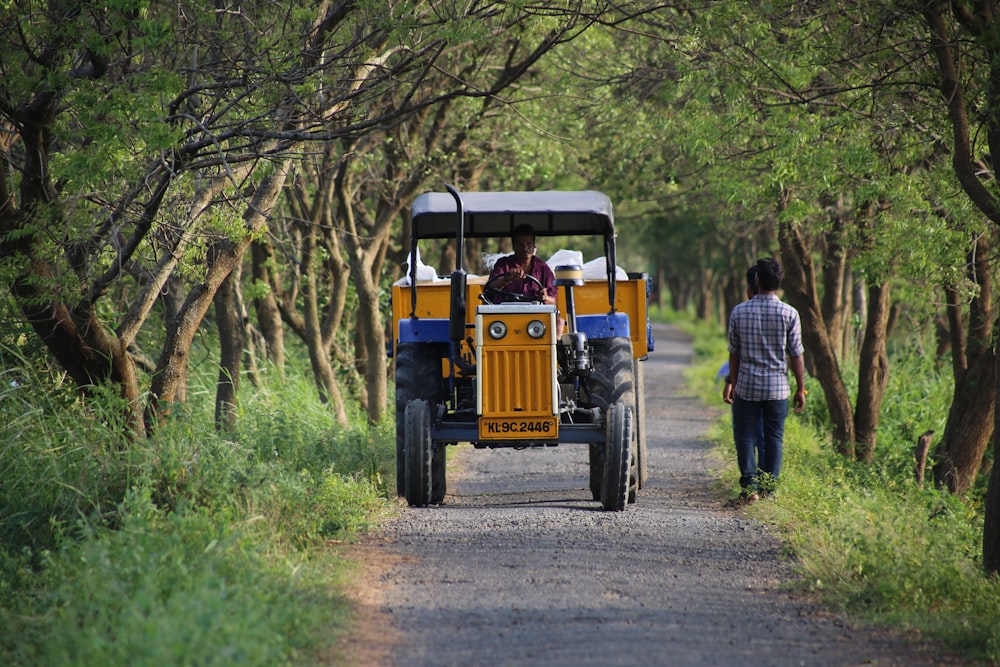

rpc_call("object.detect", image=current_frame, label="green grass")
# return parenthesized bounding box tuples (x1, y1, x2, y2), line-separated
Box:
(672, 309, 1000, 664)
(0, 348, 398, 666)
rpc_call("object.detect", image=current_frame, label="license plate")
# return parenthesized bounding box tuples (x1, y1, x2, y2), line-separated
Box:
(479, 416, 558, 439)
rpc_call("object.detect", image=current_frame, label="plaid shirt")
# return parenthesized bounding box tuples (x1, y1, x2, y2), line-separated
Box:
(727, 294, 804, 401)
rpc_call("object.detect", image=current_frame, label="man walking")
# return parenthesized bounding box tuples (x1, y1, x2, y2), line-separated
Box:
(723, 257, 806, 504)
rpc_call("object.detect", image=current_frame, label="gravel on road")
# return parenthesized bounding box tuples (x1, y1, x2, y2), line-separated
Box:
(336, 323, 958, 667)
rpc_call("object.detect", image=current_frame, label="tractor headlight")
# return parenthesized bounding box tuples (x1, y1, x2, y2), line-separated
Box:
(527, 319, 547, 339)
(488, 320, 507, 339)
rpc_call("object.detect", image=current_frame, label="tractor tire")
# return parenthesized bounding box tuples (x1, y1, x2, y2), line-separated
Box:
(585, 337, 636, 410)
(404, 399, 433, 507)
(586, 337, 638, 504)
(602, 401, 633, 511)
(395, 343, 444, 498)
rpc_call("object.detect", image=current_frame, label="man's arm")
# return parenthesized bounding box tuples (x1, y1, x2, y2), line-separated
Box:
(790, 354, 806, 412)
(723, 351, 740, 404)
(486, 257, 519, 292)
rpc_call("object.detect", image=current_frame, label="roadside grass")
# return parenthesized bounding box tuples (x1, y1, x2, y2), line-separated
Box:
(0, 347, 397, 666)
(666, 309, 1000, 664)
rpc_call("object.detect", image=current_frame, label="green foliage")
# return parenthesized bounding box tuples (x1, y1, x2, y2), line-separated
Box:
(771, 443, 999, 662)
(686, 318, 1000, 663)
(1, 497, 345, 667)
(0, 344, 397, 666)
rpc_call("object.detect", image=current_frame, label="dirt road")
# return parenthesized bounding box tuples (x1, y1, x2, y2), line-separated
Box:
(342, 323, 954, 666)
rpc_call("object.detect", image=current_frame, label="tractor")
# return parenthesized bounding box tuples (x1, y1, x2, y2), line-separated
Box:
(389, 187, 653, 510)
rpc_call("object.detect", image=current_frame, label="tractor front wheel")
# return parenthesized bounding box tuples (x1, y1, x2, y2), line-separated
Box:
(404, 399, 434, 507)
(602, 401, 633, 511)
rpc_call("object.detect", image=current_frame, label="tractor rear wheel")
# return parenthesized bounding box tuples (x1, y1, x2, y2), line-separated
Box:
(395, 343, 444, 497)
(586, 337, 637, 505)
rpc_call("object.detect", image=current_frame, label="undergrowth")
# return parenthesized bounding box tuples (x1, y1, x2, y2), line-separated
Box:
(671, 309, 1000, 664)
(0, 345, 397, 666)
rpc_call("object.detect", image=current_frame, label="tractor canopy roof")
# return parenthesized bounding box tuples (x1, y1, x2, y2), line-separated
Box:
(410, 190, 615, 241)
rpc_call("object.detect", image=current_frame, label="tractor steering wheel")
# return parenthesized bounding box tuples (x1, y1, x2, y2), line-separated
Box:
(484, 273, 546, 304)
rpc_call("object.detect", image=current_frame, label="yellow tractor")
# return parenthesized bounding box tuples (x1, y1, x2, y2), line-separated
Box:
(389, 187, 653, 510)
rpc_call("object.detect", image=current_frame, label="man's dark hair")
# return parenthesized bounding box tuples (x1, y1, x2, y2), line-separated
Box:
(511, 223, 535, 241)
(755, 257, 783, 291)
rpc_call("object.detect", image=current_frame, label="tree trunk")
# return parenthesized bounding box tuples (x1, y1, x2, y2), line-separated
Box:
(721, 270, 743, 326)
(854, 281, 891, 462)
(777, 214, 856, 454)
(934, 234, 995, 494)
(850, 271, 867, 357)
(438, 241, 457, 276)
(354, 268, 388, 424)
(342, 221, 391, 425)
(944, 286, 965, 374)
(820, 203, 849, 361)
(302, 225, 349, 425)
(214, 268, 242, 432)
(695, 281, 712, 321)
(353, 317, 371, 411)
(251, 239, 286, 379)
(934, 350, 996, 494)
(149, 249, 239, 424)
(333, 157, 397, 425)
(233, 271, 262, 390)
(840, 269, 855, 363)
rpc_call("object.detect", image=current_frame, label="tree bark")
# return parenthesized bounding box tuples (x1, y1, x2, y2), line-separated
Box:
(251, 239, 286, 379)
(820, 199, 849, 361)
(353, 316, 371, 412)
(301, 224, 349, 425)
(214, 268, 242, 432)
(854, 281, 891, 463)
(944, 285, 966, 375)
(344, 230, 391, 425)
(232, 271, 262, 389)
(934, 349, 996, 494)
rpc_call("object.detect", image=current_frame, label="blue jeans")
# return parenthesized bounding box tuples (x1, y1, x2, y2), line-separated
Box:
(732, 396, 789, 491)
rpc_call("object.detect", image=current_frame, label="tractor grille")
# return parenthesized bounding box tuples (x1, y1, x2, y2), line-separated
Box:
(479, 347, 554, 416)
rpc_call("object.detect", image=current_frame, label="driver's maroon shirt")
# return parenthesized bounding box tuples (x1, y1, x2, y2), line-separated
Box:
(488, 255, 557, 302)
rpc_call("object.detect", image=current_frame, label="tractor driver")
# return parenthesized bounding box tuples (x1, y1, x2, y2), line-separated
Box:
(485, 224, 564, 337)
